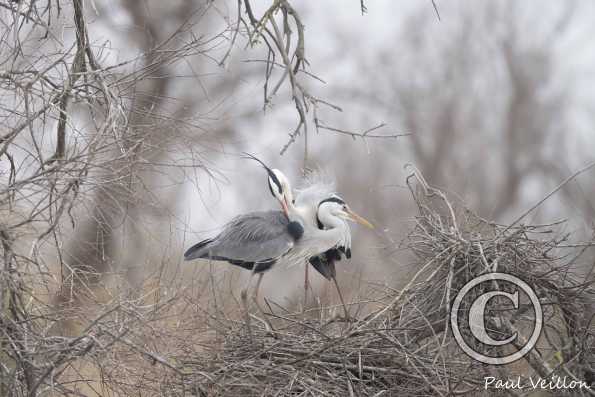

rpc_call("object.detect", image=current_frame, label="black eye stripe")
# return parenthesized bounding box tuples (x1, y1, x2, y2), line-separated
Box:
(268, 170, 282, 194)
(318, 196, 345, 206)
(268, 180, 275, 197)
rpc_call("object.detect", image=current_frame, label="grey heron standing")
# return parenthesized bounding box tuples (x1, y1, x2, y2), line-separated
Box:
(290, 185, 373, 318)
(242, 154, 373, 318)
(304, 194, 373, 318)
(184, 156, 372, 334)
(184, 208, 303, 336)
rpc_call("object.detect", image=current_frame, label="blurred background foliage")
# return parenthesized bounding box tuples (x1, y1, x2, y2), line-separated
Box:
(1, 0, 594, 394)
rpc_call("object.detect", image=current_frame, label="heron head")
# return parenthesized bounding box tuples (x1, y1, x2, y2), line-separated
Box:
(318, 195, 374, 229)
(241, 152, 294, 217)
(268, 168, 293, 216)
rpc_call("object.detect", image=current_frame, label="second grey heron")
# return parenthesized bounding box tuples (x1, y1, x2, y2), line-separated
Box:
(287, 181, 373, 318)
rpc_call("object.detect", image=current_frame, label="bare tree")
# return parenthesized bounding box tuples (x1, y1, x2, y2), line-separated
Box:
(0, 0, 385, 392)
(1, 0, 593, 395)
(331, 1, 578, 222)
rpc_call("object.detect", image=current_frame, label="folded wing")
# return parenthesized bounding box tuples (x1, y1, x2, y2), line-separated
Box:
(184, 210, 299, 272)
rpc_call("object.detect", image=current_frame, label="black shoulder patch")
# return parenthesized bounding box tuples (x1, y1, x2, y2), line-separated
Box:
(308, 254, 336, 280)
(287, 221, 304, 240)
(338, 246, 351, 259)
(331, 248, 342, 261)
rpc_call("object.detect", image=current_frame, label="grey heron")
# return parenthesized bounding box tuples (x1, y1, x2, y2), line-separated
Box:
(304, 194, 373, 318)
(184, 208, 303, 337)
(242, 154, 373, 317)
(184, 156, 372, 331)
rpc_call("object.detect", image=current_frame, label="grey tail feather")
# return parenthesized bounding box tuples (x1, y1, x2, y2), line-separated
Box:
(184, 238, 214, 260)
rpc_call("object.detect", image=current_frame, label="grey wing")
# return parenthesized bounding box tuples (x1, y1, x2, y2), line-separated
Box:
(184, 210, 294, 263)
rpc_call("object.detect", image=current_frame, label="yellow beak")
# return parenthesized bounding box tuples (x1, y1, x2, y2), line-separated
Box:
(344, 207, 374, 229)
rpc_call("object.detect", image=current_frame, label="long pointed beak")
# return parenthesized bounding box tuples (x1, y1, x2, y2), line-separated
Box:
(281, 196, 290, 217)
(345, 208, 374, 229)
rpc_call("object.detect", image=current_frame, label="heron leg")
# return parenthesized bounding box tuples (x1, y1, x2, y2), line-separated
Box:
(240, 273, 253, 341)
(332, 276, 351, 320)
(252, 272, 276, 336)
(303, 262, 309, 312)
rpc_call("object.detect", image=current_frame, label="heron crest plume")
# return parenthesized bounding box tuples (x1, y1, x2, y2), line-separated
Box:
(295, 167, 337, 208)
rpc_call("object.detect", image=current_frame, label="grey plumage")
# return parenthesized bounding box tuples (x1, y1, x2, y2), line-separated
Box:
(184, 210, 303, 272)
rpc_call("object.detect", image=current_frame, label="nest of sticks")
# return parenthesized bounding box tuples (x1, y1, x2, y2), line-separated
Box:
(85, 170, 595, 396)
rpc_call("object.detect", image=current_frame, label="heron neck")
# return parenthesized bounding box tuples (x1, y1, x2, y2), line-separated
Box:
(317, 210, 343, 230)
(313, 211, 348, 252)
